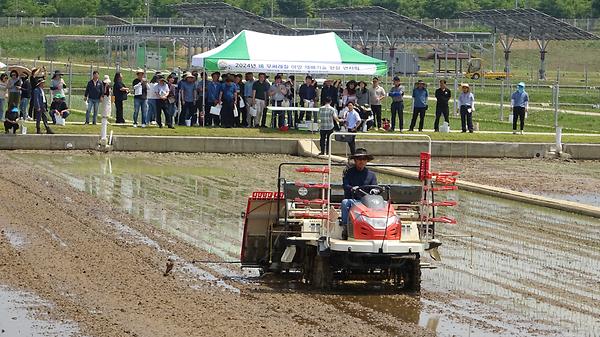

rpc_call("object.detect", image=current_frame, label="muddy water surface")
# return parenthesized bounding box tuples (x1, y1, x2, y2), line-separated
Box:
(10, 151, 600, 337)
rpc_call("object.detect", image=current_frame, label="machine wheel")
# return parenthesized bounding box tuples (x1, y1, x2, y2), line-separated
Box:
(403, 256, 421, 292)
(311, 253, 333, 289)
(471, 73, 480, 80)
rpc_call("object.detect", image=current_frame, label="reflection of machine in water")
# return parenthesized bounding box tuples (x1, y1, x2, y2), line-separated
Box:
(241, 134, 460, 291)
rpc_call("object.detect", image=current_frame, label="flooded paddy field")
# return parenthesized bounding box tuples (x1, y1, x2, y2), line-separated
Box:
(1, 151, 599, 337)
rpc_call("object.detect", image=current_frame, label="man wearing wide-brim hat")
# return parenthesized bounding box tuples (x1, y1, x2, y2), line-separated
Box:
(31, 79, 54, 134)
(178, 72, 198, 126)
(132, 69, 148, 127)
(340, 148, 378, 225)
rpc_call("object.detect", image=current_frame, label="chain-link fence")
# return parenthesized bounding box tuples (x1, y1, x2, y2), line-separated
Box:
(1, 16, 599, 33)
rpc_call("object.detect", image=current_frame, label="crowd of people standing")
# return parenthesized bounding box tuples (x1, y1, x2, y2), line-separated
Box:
(1, 67, 529, 139)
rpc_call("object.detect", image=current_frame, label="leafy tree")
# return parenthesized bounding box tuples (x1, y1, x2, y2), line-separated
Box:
(53, 0, 98, 17)
(97, 0, 144, 17)
(2, 0, 55, 16)
(593, 0, 600, 16)
(277, 0, 313, 17)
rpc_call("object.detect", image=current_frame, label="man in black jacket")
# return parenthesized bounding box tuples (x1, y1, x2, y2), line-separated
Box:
(434, 79, 451, 132)
(84, 71, 104, 125)
(32, 79, 54, 134)
(19, 75, 31, 119)
(320, 79, 338, 111)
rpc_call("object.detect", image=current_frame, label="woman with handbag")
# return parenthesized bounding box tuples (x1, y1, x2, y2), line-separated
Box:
(112, 72, 128, 124)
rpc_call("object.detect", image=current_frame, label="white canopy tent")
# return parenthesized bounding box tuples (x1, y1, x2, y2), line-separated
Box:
(191, 30, 387, 76)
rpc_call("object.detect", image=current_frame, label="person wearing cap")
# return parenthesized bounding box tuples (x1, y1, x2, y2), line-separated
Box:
(49, 70, 65, 98)
(434, 79, 451, 132)
(178, 72, 198, 126)
(317, 97, 340, 155)
(341, 148, 378, 225)
(219, 74, 239, 128)
(206, 71, 223, 127)
(49, 93, 69, 125)
(31, 79, 53, 134)
(298, 75, 317, 123)
(409, 80, 428, 132)
(4, 106, 20, 134)
(268, 74, 288, 128)
(458, 83, 475, 133)
(388, 76, 405, 132)
(112, 72, 128, 124)
(511, 82, 529, 135)
(84, 71, 103, 125)
(368, 77, 386, 130)
(154, 75, 173, 128)
(252, 73, 270, 128)
(132, 69, 148, 127)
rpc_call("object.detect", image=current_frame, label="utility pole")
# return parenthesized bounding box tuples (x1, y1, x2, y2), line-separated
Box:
(146, 1, 150, 23)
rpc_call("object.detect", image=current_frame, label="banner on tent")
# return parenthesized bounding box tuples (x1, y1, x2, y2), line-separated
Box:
(216, 60, 379, 75)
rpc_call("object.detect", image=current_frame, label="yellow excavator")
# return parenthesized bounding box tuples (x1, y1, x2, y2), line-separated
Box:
(465, 58, 511, 80)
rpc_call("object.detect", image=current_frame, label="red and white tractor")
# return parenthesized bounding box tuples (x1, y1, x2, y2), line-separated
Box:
(240, 134, 459, 291)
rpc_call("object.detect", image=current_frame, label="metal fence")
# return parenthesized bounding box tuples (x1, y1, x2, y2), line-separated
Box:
(0, 16, 598, 32)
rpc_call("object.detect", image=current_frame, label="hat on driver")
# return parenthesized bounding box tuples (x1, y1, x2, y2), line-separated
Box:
(349, 148, 374, 161)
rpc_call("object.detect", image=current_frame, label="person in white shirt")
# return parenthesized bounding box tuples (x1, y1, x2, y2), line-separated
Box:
(154, 75, 173, 128)
(458, 83, 475, 133)
(146, 73, 161, 125)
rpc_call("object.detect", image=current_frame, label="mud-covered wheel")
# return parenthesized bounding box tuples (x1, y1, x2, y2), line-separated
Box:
(403, 256, 421, 292)
(311, 253, 333, 289)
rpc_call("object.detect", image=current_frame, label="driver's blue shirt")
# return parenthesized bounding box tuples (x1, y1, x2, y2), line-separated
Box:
(343, 166, 377, 198)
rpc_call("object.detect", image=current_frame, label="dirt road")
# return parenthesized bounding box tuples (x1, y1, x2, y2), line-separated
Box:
(0, 153, 431, 337)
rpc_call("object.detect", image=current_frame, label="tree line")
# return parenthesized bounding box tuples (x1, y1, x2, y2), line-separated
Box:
(1, 0, 598, 19)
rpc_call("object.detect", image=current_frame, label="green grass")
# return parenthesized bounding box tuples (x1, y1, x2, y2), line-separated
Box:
(59, 97, 599, 135)
(38, 118, 600, 144)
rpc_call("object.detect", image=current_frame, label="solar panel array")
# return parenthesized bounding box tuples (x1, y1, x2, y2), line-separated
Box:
(460, 8, 598, 41)
(172, 2, 296, 35)
(316, 6, 453, 40)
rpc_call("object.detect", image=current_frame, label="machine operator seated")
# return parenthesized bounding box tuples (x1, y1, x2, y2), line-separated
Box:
(341, 148, 378, 225)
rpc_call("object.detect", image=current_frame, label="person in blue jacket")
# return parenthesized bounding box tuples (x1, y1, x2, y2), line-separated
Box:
(409, 80, 428, 132)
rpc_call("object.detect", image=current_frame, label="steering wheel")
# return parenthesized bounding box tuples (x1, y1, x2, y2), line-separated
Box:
(352, 185, 385, 198)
